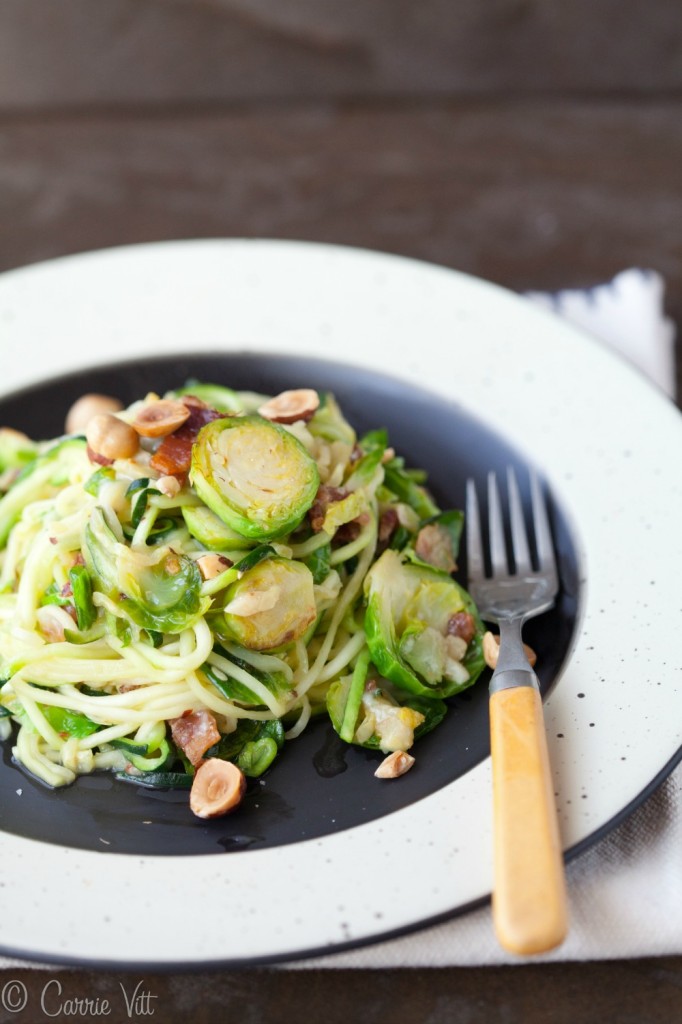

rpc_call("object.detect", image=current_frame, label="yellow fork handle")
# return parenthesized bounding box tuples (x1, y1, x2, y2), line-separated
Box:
(489, 685, 568, 955)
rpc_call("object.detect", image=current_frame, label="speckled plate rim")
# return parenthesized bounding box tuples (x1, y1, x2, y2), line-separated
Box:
(0, 239, 680, 968)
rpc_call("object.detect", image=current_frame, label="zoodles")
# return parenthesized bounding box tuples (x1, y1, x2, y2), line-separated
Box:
(0, 384, 486, 816)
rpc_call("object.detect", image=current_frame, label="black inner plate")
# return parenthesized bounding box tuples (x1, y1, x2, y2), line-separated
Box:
(0, 354, 579, 856)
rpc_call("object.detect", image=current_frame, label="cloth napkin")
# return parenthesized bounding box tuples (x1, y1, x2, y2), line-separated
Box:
(287, 267, 680, 968)
(0, 268, 678, 972)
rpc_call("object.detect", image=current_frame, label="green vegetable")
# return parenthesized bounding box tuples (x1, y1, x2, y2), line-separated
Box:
(190, 416, 319, 540)
(111, 734, 170, 771)
(344, 449, 384, 491)
(120, 551, 205, 634)
(68, 565, 96, 631)
(302, 540, 331, 584)
(0, 429, 38, 473)
(128, 482, 161, 529)
(40, 705, 100, 738)
(389, 524, 412, 551)
(327, 676, 446, 750)
(115, 771, 193, 789)
(84, 507, 119, 593)
(182, 505, 254, 551)
(121, 516, 178, 545)
(169, 382, 243, 414)
(62, 623, 107, 644)
(358, 428, 388, 453)
(363, 549, 485, 699)
(307, 393, 356, 445)
(0, 437, 88, 548)
(84, 506, 207, 634)
(84, 466, 115, 496)
(339, 647, 371, 742)
(203, 646, 291, 705)
(215, 556, 316, 651)
(383, 460, 439, 520)
(40, 582, 72, 608)
(237, 737, 278, 776)
(206, 718, 284, 777)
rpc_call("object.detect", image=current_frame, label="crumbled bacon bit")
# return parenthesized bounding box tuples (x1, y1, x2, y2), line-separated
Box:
(378, 508, 399, 544)
(334, 510, 370, 544)
(309, 485, 349, 532)
(334, 520, 361, 543)
(60, 581, 73, 599)
(149, 397, 227, 477)
(170, 709, 221, 768)
(447, 612, 476, 646)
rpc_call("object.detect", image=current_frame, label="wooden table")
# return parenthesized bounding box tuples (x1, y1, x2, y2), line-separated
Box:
(0, 3, 680, 1021)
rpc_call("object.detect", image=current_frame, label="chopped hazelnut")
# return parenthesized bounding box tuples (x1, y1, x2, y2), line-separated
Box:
(257, 389, 320, 424)
(374, 750, 416, 779)
(155, 475, 181, 497)
(132, 399, 191, 438)
(190, 759, 247, 818)
(65, 394, 123, 434)
(482, 630, 537, 670)
(85, 414, 139, 462)
(197, 553, 233, 581)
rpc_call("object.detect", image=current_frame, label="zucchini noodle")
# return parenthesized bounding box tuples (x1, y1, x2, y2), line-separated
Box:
(0, 381, 484, 813)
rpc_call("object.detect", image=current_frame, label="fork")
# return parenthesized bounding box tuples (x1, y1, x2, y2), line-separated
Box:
(466, 468, 568, 955)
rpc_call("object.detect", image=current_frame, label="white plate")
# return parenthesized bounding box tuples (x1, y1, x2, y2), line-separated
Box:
(0, 240, 680, 967)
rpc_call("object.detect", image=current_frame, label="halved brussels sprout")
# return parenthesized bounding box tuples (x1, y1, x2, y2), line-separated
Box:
(120, 551, 206, 634)
(215, 556, 316, 650)
(190, 416, 319, 540)
(363, 549, 485, 699)
(84, 506, 207, 634)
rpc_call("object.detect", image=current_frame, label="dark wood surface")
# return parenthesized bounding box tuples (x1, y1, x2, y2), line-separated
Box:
(0, 3, 680, 1022)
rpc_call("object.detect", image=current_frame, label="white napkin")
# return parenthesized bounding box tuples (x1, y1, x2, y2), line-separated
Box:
(0, 268, 678, 971)
(287, 267, 681, 968)
(527, 268, 676, 400)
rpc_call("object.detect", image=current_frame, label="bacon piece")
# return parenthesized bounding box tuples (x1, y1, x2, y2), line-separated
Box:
(149, 397, 227, 477)
(447, 612, 476, 646)
(309, 485, 349, 532)
(378, 508, 399, 544)
(170, 709, 221, 768)
(335, 510, 370, 544)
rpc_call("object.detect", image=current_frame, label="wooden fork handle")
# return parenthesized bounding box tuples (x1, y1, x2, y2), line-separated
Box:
(489, 685, 568, 955)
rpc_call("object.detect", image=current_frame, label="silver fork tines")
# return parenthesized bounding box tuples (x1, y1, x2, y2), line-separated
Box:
(466, 468, 559, 630)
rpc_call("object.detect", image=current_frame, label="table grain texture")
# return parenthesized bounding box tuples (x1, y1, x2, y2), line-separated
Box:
(0, 2, 680, 1022)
